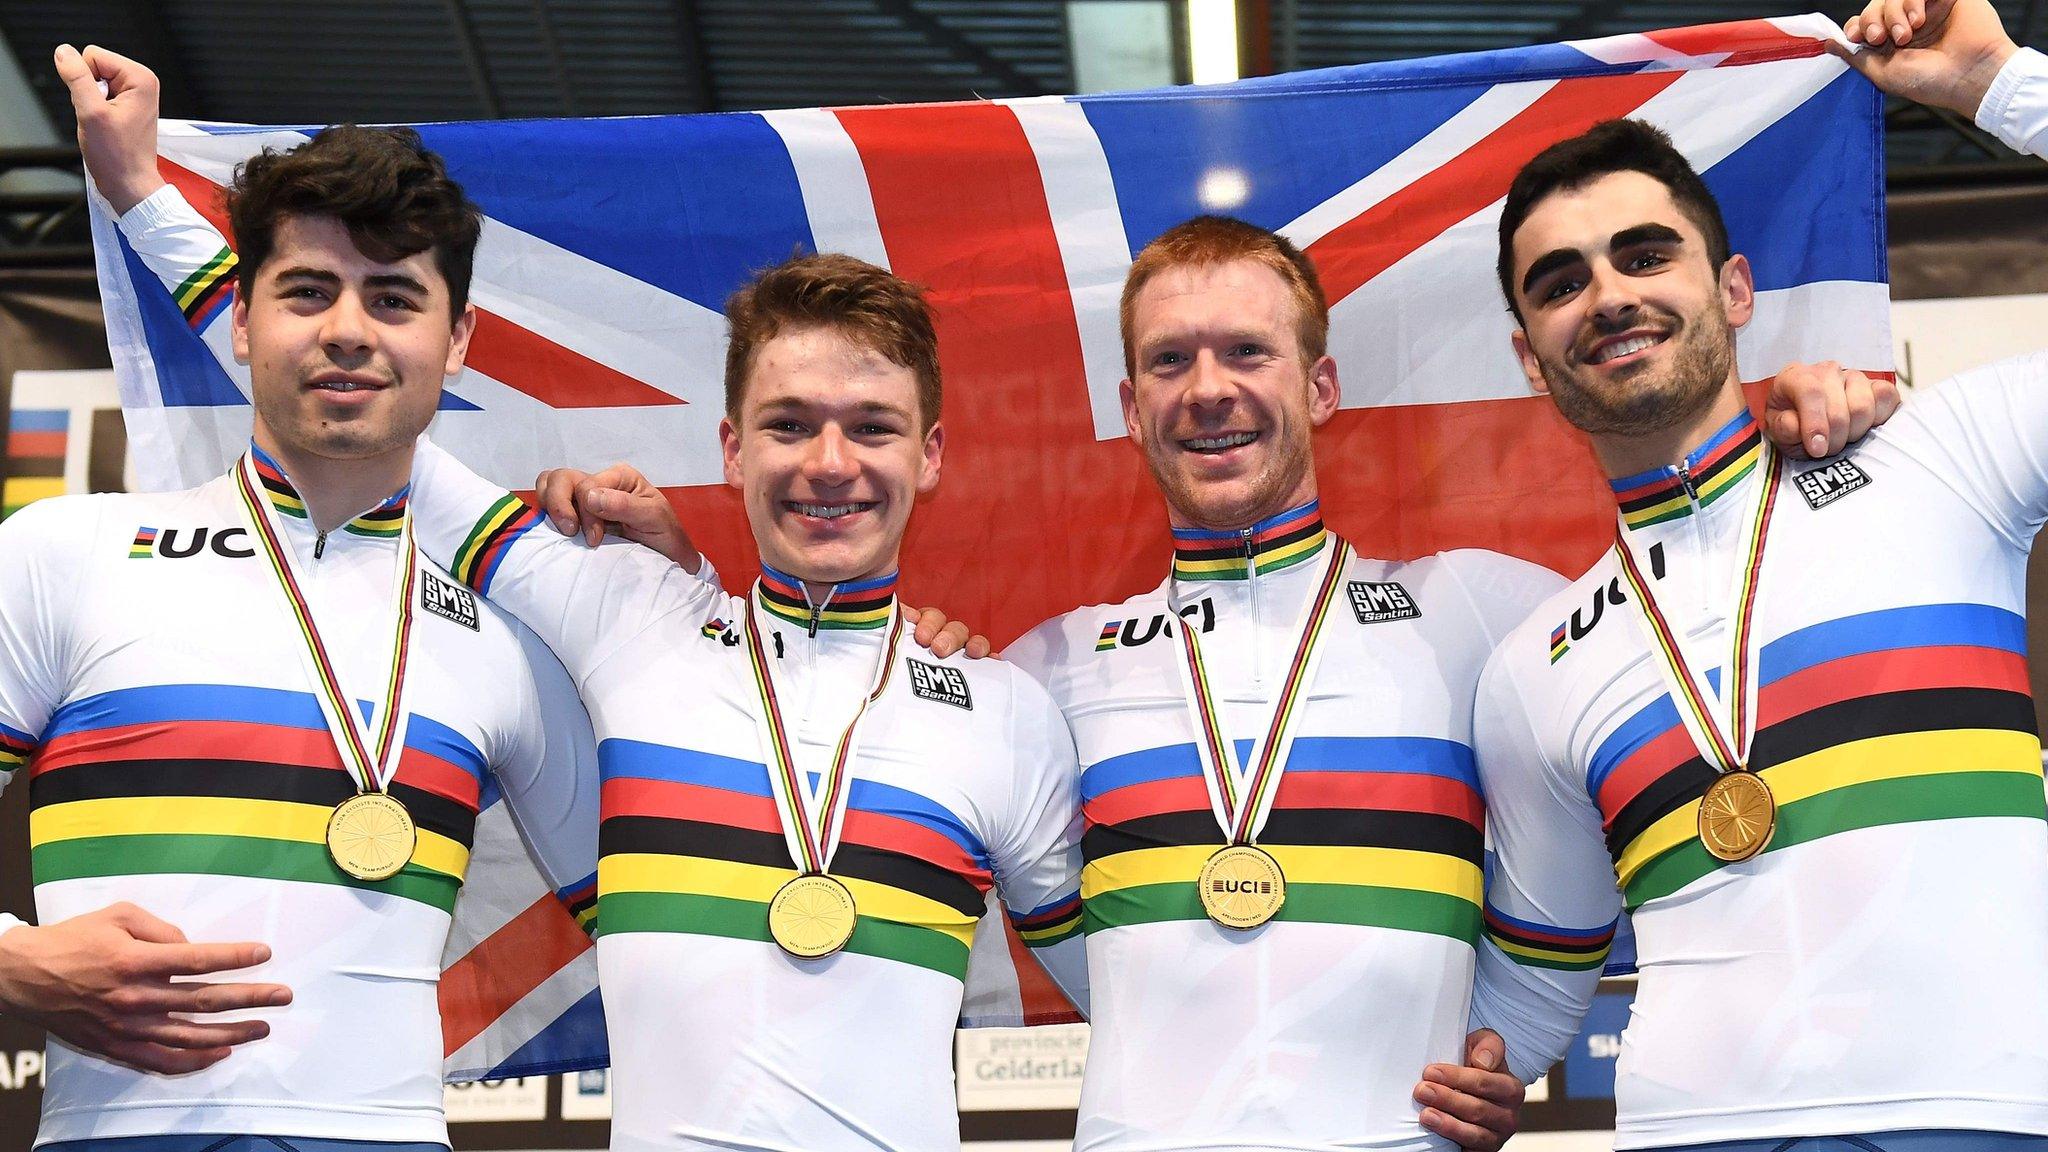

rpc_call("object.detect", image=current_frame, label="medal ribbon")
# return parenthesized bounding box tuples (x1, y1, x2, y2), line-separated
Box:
(1612, 444, 1782, 774)
(744, 586, 904, 876)
(233, 453, 417, 795)
(1172, 538, 1351, 845)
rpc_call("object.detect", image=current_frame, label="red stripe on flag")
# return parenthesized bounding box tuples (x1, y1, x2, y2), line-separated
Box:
(1306, 71, 1680, 305)
(1001, 914, 1084, 1025)
(1641, 20, 1829, 67)
(439, 893, 591, 1057)
(464, 308, 683, 409)
(156, 159, 679, 411)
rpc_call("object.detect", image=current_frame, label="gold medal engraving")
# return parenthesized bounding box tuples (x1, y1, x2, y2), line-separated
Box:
(326, 792, 416, 881)
(1698, 771, 1775, 862)
(768, 873, 858, 959)
(1198, 844, 1286, 929)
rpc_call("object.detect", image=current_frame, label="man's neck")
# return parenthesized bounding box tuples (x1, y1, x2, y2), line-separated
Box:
(253, 428, 413, 534)
(1165, 474, 1320, 535)
(1587, 384, 1749, 480)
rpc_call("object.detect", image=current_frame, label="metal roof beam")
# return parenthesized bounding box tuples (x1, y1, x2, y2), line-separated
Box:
(870, 0, 1050, 95)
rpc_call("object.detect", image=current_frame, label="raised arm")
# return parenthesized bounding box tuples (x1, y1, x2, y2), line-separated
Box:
(1839, 0, 2044, 159)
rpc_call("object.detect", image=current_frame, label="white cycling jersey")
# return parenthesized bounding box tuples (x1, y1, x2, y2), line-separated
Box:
(0, 451, 597, 1146)
(1007, 504, 1567, 1152)
(404, 441, 1087, 1152)
(1475, 358, 2048, 1148)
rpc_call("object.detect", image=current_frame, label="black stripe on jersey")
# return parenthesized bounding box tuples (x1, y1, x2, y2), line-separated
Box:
(29, 758, 478, 849)
(1084, 807, 1482, 863)
(1174, 517, 1322, 563)
(600, 814, 986, 917)
(1602, 686, 2036, 861)
(1617, 423, 1760, 516)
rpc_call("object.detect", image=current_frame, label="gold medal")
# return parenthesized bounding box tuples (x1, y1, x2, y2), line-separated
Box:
(1698, 771, 1775, 862)
(326, 792, 416, 881)
(768, 873, 858, 958)
(1198, 844, 1286, 929)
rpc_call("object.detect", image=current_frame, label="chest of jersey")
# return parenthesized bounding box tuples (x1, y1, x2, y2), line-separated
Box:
(587, 608, 1007, 982)
(1063, 560, 1490, 946)
(1548, 446, 2043, 912)
(36, 494, 527, 915)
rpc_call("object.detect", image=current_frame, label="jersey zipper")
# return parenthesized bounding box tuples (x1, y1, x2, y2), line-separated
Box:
(1242, 525, 1263, 692)
(314, 530, 329, 560)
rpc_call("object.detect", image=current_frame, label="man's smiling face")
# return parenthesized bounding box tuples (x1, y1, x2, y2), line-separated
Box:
(1120, 257, 1338, 531)
(1507, 170, 1752, 437)
(721, 324, 941, 589)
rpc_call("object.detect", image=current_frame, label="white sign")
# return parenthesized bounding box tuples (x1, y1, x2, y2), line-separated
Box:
(0, 1049, 43, 1091)
(560, 1067, 615, 1120)
(1890, 293, 2048, 387)
(444, 1076, 547, 1122)
(956, 1023, 1089, 1112)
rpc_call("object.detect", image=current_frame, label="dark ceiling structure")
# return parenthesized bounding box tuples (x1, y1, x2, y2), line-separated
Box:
(3, 0, 2045, 267)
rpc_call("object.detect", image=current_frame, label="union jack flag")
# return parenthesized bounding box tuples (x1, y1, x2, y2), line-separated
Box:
(90, 12, 1885, 1074)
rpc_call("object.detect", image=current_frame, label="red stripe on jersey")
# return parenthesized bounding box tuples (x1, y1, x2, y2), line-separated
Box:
(602, 776, 782, 835)
(1085, 775, 1211, 828)
(1757, 644, 2029, 730)
(1305, 70, 1681, 304)
(1594, 722, 1699, 822)
(31, 719, 480, 809)
(439, 894, 591, 1057)
(1271, 769, 1485, 826)
(841, 807, 990, 884)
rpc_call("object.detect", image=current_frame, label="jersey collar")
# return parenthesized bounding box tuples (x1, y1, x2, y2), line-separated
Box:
(756, 563, 898, 631)
(248, 442, 410, 538)
(1171, 500, 1327, 582)
(1607, 411, 1762, 531)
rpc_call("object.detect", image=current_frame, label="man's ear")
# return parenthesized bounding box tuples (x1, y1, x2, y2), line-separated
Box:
(1720, 253, 1755, 331)
(720, 416, 743, 490)
(230, 283, 251, 365)
(1120, 377, 1144, 447)
(443, 302, 478, 377)
(917, 421, 944, 494)
(1511, 330, 1551, 397)
(1306, 355, 1340, 426)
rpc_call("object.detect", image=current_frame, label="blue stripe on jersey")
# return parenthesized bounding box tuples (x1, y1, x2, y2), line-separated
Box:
(1585, 603, 2026, 796)
(597, 737, 990, 862)
(1482, 901, 1619, 940)
(42, 683, 486, 779)
(1081, 735, 1479, 801)
(0, 718, 33, 745)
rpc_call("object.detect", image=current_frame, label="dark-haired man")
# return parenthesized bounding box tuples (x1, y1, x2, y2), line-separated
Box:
(0, 45, 608, 1151)
(1475, 14, 2048, 1146)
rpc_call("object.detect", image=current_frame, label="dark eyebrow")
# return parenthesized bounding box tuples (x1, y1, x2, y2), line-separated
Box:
(273, 266, 341, 286)
(1519, 248, 1583, 297)
(1610, 223, 1684, 251)
(364, 273, 432, 297)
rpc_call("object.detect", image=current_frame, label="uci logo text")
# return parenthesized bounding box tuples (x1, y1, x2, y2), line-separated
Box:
(128, 526, 255, 560)
(1094, 598, 1217, 652)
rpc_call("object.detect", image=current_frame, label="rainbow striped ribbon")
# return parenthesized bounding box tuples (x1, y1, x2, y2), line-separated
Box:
(1173, 538, 1352, 846)
(1611, 443, 1783, 774)
(234, 453, 417, 796)
(743, 584, 904, 876)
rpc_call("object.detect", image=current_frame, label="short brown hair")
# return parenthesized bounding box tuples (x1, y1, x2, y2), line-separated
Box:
(1120, 215, 1329, 377)
(723, 253, 942, 430)
(1497, 119, 1731, 323)
(227, 124, 483, 316)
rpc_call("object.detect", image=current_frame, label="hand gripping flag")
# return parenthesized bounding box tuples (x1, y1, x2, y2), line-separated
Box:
(88, 13, 1886, 1063)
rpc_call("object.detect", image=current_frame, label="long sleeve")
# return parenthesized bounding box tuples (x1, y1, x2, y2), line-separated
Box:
(1465, 643, 1622, 1084)
(1977, 46, 2048, 160)
(487, 622, 603, 933)
(115, 184, 238, 305)
(409, 439, 719, 684)
(988, 667, 1089, 1017)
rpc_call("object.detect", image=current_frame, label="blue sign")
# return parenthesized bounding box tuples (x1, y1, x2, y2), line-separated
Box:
(1563, 989, 1635, 1100)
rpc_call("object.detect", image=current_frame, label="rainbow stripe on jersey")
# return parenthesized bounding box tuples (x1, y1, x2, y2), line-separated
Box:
(26, 684, 485, 912)
(1079, 734, 1484, 942)
(1610, 412, 1763, 530)
(1585, 603, 2043, 911)
(594, 740, 998, 977)
(1171, 502, 1327, 582)
(172, 244, 237, 330)
(250, 444, 412, 539)
(453, 494, 544, 595)
(757, 566, 896, 630)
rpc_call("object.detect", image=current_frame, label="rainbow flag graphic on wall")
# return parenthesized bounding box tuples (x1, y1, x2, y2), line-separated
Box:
(3, 409, 68, 520)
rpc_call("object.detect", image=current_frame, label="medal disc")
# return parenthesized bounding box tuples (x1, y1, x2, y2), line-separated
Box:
(1198, 844, 1286, 929)
(769, 873, 858, 959)
(326, 792, 416, 881)
(1698, 771, 1776, 862)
